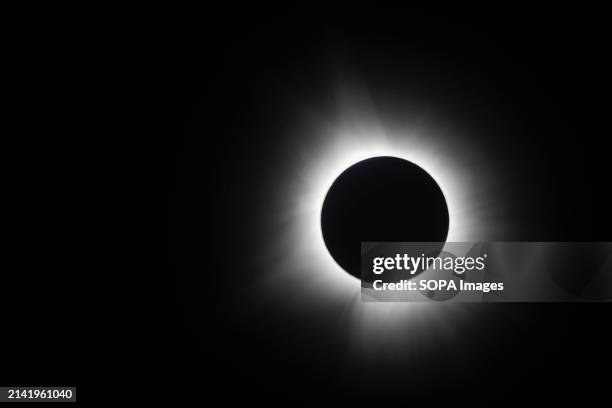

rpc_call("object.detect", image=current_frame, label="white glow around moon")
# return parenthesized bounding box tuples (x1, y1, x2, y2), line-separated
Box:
(251, 83, 511, 357)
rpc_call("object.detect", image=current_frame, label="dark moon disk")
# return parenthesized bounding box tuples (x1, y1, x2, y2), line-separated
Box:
(321, 156, 449, 281)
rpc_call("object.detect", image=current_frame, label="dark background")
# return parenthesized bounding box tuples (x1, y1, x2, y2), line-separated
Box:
(166, 12, 611, 404)
(2, 9, 610, 405)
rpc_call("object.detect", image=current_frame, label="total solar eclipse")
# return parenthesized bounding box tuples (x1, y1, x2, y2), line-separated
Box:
(321, 156, 449, 281)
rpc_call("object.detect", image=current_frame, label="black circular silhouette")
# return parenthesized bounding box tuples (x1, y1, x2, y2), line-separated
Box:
(321, 156, 449, 281)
